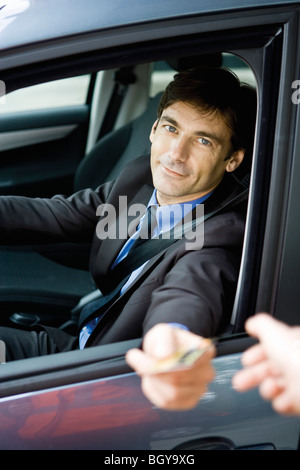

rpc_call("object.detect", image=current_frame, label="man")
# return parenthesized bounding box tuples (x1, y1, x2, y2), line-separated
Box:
(0, 67, 256, 361)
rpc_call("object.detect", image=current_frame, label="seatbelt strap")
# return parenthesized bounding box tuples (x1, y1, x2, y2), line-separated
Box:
(97, 67, 136, 140)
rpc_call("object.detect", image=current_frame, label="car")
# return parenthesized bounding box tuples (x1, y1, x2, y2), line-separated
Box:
(0, 0, 299, 450)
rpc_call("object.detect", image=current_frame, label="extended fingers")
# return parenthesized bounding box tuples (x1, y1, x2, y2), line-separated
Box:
(259, 376, 284, 401)
(232, 360, 272, 392)
(241, 343, 267, 366)
(140, 355, 214, 410)
(141, 375, 209, 410)
(126, 343, 215, 410)
(125, 348, 155, 374)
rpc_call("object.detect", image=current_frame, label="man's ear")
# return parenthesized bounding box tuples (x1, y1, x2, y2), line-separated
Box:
(149, 119, 158, 143)
(225, 149, 245, 173)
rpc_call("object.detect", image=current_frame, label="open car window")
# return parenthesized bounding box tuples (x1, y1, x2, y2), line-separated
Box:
(0, 34, 272, 380)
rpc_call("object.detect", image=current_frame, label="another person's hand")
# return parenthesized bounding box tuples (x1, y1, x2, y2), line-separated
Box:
(126, 323, 216, 410)
(233, 313, 300, 416)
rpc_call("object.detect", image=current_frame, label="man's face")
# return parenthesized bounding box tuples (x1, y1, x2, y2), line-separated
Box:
(150, 101, 244, 205)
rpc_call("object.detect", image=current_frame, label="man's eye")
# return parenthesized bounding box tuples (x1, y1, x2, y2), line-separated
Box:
(165, 125, 177, 133)
(198, 137, 211, 146)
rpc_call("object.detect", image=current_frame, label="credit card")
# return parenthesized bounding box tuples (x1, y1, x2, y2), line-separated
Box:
(149, 338, 213, 374)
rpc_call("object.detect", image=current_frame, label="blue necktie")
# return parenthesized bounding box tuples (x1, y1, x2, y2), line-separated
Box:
(132, 204, 157, 246)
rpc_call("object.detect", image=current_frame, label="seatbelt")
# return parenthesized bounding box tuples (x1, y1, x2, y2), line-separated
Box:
(106, 188, 249, 291)
(97, 66, 136, 140)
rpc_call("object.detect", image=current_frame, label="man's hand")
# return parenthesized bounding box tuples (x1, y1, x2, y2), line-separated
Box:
(233, 313, 300, 416)
(126, 323, 216, 410)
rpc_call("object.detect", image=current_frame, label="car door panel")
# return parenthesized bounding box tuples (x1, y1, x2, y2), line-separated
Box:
(0, 245, 95, 327)
(0, 85, 95, 321)
(0, 105, 90, 197)
(0, 337, 298, 450)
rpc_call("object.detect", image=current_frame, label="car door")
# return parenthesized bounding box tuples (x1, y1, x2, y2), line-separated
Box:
(0, 74, 93, 197)
(0, 0, 299, 451)
(0, 335, 298, 450)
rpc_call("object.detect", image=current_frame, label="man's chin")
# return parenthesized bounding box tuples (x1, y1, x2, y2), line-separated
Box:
(155, 186, 190, 205)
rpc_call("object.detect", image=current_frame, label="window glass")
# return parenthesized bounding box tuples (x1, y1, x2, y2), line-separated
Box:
(2, 75, 91, 114)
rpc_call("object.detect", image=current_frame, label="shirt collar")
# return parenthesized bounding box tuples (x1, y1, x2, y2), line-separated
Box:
(148, 189, 213, 235)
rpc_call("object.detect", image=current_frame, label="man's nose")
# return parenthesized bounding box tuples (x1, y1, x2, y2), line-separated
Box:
(169, 136, 189, 162)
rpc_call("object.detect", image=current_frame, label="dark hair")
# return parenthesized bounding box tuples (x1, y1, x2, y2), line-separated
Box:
(158, 67, 257, 160)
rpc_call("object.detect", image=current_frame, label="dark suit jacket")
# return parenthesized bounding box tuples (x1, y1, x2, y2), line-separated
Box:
(0, 155, 247, 346)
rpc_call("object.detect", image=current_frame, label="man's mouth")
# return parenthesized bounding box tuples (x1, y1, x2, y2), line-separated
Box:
(161, 165, 187, 177)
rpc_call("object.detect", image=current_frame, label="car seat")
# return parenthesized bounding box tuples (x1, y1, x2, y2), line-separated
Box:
(73, 91, 162, 192)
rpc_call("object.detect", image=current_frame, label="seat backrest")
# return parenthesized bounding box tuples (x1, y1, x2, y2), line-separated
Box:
(74, 92, 162, 191)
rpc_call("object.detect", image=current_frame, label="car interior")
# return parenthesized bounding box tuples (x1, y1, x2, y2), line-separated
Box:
(0, 16, 284, 395)
(0, 52, 257, 334)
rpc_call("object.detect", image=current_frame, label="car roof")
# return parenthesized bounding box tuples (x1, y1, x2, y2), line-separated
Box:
(1, 0, 299, 50)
